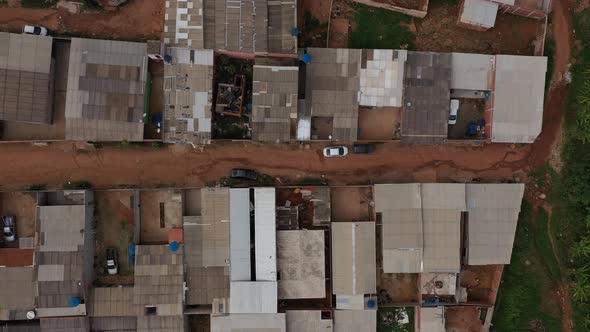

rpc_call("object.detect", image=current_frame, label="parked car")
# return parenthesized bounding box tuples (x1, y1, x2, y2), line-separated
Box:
(323, 146, 349, 157)
(106, 248, 118, 275)
(2, 216, 15, 243)
(230, 168, 257, 180)
(448, 99, 459, 125)
(352, 143, 376, 154)
(23, 25, 48, 36)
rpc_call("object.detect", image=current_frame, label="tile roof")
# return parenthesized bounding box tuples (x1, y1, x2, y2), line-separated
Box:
(65, 38, 147, 141)
(251, 65, 298, 142)
(401, 52, 452, 144)
(277, 230, 326, 299)
(164, 0, 204, 49)
(0, 32, 54, 124)
(0, 248, 34, 267)
(331, 222, 376, 296)
(163, 48, 213, 145)
(492, 55, 547, 143)
(359, 49, 407, 107)
(267, 1, 297, 54)
(304, 48, 361, 141)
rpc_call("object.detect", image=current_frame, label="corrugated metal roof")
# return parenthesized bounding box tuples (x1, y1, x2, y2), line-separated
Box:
(136, 316, 184, 332)
(229, 188, 251, 281)
(254, 188, 277, 281)
(420, 307, 445, 332)
(185, 266, 230, 305)
(286, 310, 332, 332)
(65, 38, 147, 141)
(251, 65, 298, 142)
(163, 0, 204, 48)
(374, 184, 423, 273)
(277, 230, 326, 299)
(0, 33, 53, 124)
(211, 313, 286, 332)
(163, 48, 213, 145)
(401, 52, 452, 144)
(36, 251, 85, 309)
(333, 310, 376, 332)
(229, 281, 278, 313)
(88, 287, 138, 317)
(492, 55, 547, 143)
(359, 49, 406, 107)
(459, 0, 499, 29)
(451, 53, 494, 91)
(465, 183, 524, 265)
(331, 222, 376, 296)
(304, 48, 361, 141)
(89, 317, 137, 332)
(268, 1, 297, 53)
(0, 266, 35, 311)
(38, 205, 86, 252)
(39, 317, 89, 332)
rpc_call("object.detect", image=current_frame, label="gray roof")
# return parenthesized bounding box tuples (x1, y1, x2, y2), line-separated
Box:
(163, 48, 213, 145)
(333, 310, 376, 332)
(251, 65, 298, 142)
(286, 311, 333, 332)
(0, 33, 54, 124)
(88, 287, 139, 317)
(331, 222, 376, 296)
(134, 245, 183, 316)
(277, 230, 326, 299)
(230, 281, 278, 314)
(89, 317, 137, 332)
(359, 49, 406, 107)
(163, 0, 204, 49)
(202, 0, 296, 54)
(374, 184, 423, 273)
(39, 317, 89, 332)
(65, 38, 147, 141)
(185, 266, 230, 305)
(465, 183, 524, 265)
(36, 251, 84, 309)
(492, 55, 547, 143)
(38, 205, 86, 252)
(211, 313, 286, 332)
(230, 188, 251, 281)
(459, 0, 498, 29)
(0, 267, 35, 312)
(304, 48, 361, 141)
(450, 53, 494, 91)
(136, 316, 184, 332)
(420, 307, 445, 332)
(401, 52, 452, 144)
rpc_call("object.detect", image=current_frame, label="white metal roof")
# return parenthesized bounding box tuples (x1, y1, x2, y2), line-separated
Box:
(254, 188, 277, 281)
(211, 313, 286, 332)
(420, 307, 446, 332)
(230, 188, 251, 281)
(460, 0, 499, 30)
(466, 183, 524, 265)
(229, 281, 278, 314)
(451, 53, 495, 91)
(359, 49, 407, 107)
(333, 310, 376, 332)
(286, 310, 333, 332)
(492, 55, 547, 143)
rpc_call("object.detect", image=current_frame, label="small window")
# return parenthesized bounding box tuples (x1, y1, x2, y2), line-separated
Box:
(145, 306, 157, 316)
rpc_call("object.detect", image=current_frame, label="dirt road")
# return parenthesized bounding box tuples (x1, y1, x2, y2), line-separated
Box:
(0, 0, 164, 40)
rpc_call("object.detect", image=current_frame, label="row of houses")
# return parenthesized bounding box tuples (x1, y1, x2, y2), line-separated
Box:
(0, 183, 524, 331)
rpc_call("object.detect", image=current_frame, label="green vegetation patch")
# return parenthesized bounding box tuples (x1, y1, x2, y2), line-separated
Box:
(348, 3, 415, 50)
(21, 0, 58, 8)
(378, 307, 414, 332)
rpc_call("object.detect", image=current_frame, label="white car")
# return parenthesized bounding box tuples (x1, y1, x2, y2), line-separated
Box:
(106, 248, 118, 275)
(23, 25, 48, 36)
(323, 146, 349, 157)
(448, 99, 459, 125)
(2, 216, 15, 243)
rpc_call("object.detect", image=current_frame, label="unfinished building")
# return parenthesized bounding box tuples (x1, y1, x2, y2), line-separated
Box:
(163, 48, 214, 145)
(458, 0, 552, 31)
(0, 33, 54, 124)
(64, 38, 147, 141)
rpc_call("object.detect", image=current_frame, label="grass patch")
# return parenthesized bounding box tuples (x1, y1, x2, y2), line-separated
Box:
(535, 208, 561, 279)
(493, 201, 562, 331)
(348, 3, 415, 50)
(21, 0, 57, 8)
(63, 181, 92, 190)
(378, 307, 414, 332)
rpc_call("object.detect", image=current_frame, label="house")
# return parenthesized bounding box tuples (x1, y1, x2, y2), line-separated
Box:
(163, 48, 214, 145)
(0, 249, 35, 321)
(458, 0, 552, 31)
(333, 310, 376, 332)
(285, 310, 333, 332)
(0, 33, 54, 124)
(64, 38, 147, 141)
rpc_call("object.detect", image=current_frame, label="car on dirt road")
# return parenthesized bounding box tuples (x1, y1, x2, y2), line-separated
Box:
(230, 168, 258, 180)
(106, 248, 118, 275)
(23, 25, 48, 36)
(448, 99, 459, 125)
(352, 143, 376, 154)
(2, 216, 16, 243)
(323, 146, 349, 157)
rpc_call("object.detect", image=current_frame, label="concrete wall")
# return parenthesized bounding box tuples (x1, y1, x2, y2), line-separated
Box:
(350, 0, 429, 18)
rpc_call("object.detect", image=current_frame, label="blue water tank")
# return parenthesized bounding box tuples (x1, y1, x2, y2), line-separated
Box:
(302, 53, 312, 64)
(169, 241, 180, 252)
(128, 245, 136, 255)
(70, 297, 81, 307)
(291, 28, 301, 36)
(366, 299, 376, 309)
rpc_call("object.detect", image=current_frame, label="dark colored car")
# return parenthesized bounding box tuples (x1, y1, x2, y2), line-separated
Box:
(352, 143, 376, 154)
(230, 168, 257, 180)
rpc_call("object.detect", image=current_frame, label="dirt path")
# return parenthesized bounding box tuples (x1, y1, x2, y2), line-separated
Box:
(0, 0, 164, 40)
